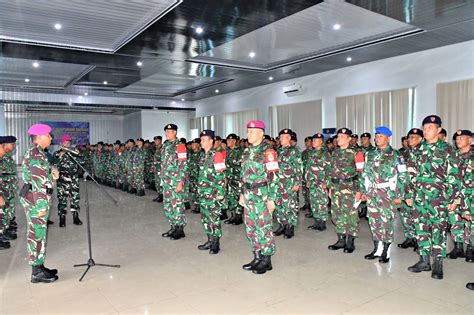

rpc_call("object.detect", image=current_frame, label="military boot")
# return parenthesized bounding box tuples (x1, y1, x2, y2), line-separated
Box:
(317, 221, 327, 231)
(467, 282, 474, 290)
(209, 236, 220, 254)
(161, 225, 176, 238)
(3, 228, 17, 240)
(136, 189, 145, 197)
(184, 202, 191, 210)
(59, 215, 66, 227)
(365, 241, 382, 260)
(152, 195, 160, 202)
(198, 235, 211, 250)
(129, 187, 137, 194)
(398, 237, 416, 249)
(408, 255, 431, 273)
(0, 236, 11, 250)
(344, 235, 355, 253)
(273, 224, 285, 236)
(43, 265, 58, 276)
(220, 209, 228, 220)
(121, 184, 128, 192)
(307, 219, 320, 230)
(431, 256, 443, 280)
(252, 254, 272, 274)
(47, 219, 54, 226)
(157, 194, 163, 203)
(169, 225, 185, 240)
(31, 265, 58, 283)
(283, 225, 295, 239)
(10, 217, 18, 228)
(447, 242, 465, 259)
(328, 234, 346, 250)
(465, 245, 473, 263)
(72, 212, 83, 225)
(379, 242, 391, 263)
(224, 212, 235, 224)
(232, 213, 243, 225)
(243, 251, 260, 271)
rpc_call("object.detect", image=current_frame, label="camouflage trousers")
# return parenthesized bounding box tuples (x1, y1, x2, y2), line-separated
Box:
(20, 194, 51, 266)
(125, 169, 133, 187)
(131, 169, 145, 190)
(199, 197, 222, 238)
(57, 178, 80, 215)
(400, 201, 416, 239)
(448, 212, 465, 243)
(0, 205, 6, 233)
(144, 166, 153, 184)
(154, 171, 163, 194)
(275, 184, 299, 226)
(330, 184, 359, 237)
(367, 191, 396, 242)
(162, 179, 187, 226)
(413, 189, 448, 257)
(243, 186, 275, 256)
(183, 178, 190, 203)
(227, 178, 242, 215)
(1, 194, 16, 230)
(308, 184, 328, 221)
(190, 176, 199, 207)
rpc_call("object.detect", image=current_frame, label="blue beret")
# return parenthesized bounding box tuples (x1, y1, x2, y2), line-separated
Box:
(200, 129, 215, 138)
(337, 128, 352, 136)
(422, 115, 442, 126)
(375, 126, 392, 137)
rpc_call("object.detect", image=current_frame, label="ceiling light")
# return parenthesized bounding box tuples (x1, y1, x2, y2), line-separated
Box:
(24, 78, 30, 83)
(103, 81, 108, 85)
(215, 89, 219, 93)
(137, 61, 143, 67)
(333, 24, 341, 30)
(248, 52, 256, 58)
(181, 98, 185, 102)
(54, 23, 62, 30)
(346, 57, 352, 62)
(195, 26, 203, 34)
(84, 92, 88, 96)
(32, 62, 39, 68)
(269, 76, 273, 81)
(171, 101, 176, 104)
(79, 95, 83, 99)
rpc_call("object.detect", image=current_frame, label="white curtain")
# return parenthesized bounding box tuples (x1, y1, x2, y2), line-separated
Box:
(215, 109, 258, 138)
(437, 78, 474, 135)
(189, 115, 214, 134)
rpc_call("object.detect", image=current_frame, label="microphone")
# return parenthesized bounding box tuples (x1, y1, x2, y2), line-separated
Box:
(61, 146, 80, 155)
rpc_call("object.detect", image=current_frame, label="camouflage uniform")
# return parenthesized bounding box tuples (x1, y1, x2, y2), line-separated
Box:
(52, 148, 81, 216)
(20, 145, 54, 266)
(130, 146, 146, 191)
(301, 148, 311, 209)
(3, 153, 18, 228)
(305, 147, 330, 225)
(125, 147, 136, 190)
(226, 146, 243, 216)
(144, 147, 154, 187)
(189, 149, 203, 209)
(153, 145, 163, 195)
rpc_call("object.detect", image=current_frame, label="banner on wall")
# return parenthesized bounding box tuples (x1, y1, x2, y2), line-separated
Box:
(42, 121, 90, 145)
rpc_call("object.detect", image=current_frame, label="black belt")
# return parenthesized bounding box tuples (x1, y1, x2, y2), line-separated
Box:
(243, 181, 268, 190)
(0, 173, 16, 176)
(331, 175, 358, 184)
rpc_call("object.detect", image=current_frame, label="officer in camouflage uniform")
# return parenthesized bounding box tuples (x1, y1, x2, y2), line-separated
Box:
(239, 120, 280, 275)
(161, 124, 188, 240)
(130, 138, 146, 196)
(407, 115, 460, 280)
(188, 138, 202, 211)
(93, 141, 103, 182)
(359, 127, 406, 263)
(300, 136, 312, 212)
(52, 134, 83, 227)
(196, 130, 226, 254)
(274, 128, 302, 239)
(447, 129, 473, 261)
(225, 133, 243, 225)
(144, 141, 154, 190)
(20, 124, 59, 283)
(110, 141, 121, 188)
(358, 132, 375, 219)
(398, 128, 423, 250)
(213, 136, 228, 220)
(327, 128, 365, 253)
(0, 137, 17, 249)
(1, 136, 19, 241)
(399, 136, 409, 156)
(152, 136, 164, 202)
(125, 139, 136, 193)
(350, 134, 360, 149)
(305, 133, 330, 231)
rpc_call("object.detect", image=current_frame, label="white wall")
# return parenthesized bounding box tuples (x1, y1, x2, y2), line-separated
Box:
(194, 40, 474, 131)
(141, 110, 190, 140)
(0, 105, 5, 135)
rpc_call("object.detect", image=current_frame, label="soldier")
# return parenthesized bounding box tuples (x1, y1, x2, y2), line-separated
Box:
(161, 124, 188, 240)
(110, 141, 122, 189)
(130, 138, 146, 196)
(125, 139, 136, 193)
(326, 138, 335, 153)
(1, 136, 19, 241)
(239, 120, 279, 274)
(327, 128, 365, 253)
(20, 124, 59, 283)
(399, 136, 409, 155)
(93, 141, 103, 183)
(52, 135, 83, 227)
(274, 129, 302, 239)
(188, 138, 202, 211)
(290, 133, 298, 148)
(144, 141, 154, 190)
(359, 127, 406, 263)
(300, 136, 312, 212)
(398, 128, 423, 250)
(350, 134, 360, 149)
(407, 115, 459, 280)
(196, 130, 226, 254)
(439, 128, 447, 142)
(225, 133, 243, 225)
(152, 136, 164, 202)
(447, 130, 473, 261)
(305, 133, 330, 231)
(0, 137, 14, 249)
(358, 132, 375, 219)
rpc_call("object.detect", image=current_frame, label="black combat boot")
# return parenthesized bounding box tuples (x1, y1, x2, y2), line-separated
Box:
(431, 256, 443, 280)
(447, 242, 465, 259)
(3, 228, 17, 240)
(467, 282, 474, 290)
(220, 209, 228, 220)
(31, 265, 58, 283)
(111, 181, 116, 188)
(379, 242, 391, 263)
(243, 251, 261, 271)
(209, 236, 220, 254)
(232, 213, 243, 225)
(224, 212, 235, 224)
(398, 238, 416, 249)
(344, 235, 355, 253)
(184, 202, 191, 210)
(365, 241, 381, 260)
(121, 184, 128, 192)
(252, 254, 272, 274)
(307, 219, 320, 230)
(328, 234, 346, 250)
(43, 265, 58, 276)
(283, 225, 295, 239)
(10, 217, 17, 228)
(116, 182, 122, 190)
(358, 204, 367, 219)
(72, 212, 83, 225)
(129, 187, 137, 194)
(408, 255, 431, 273)
(273, 224, 285, 236)
(157, 194, 163, 203)
(162, 225, 176, 238)
(198, 235, 212, 250)
(299, 204, 308, 211)
(0, 236, 11, 250)
(465, 245, 473, 263)
(136, 189, 145, 197)
(47, 219, 54, 226)
(59, 215, 66, 228)
(317, 221, 327, 231)
(169, 225, 185, 240)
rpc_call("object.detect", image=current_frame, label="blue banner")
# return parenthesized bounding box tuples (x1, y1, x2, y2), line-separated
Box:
(42, 121, 90, 145)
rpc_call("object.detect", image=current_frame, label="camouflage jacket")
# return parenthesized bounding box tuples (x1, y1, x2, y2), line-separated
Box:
(404, 144, 421, 197)
(456, 147, 473, 216)
(327, 146, 361, 189)
(131, 147, 146, 171)
(21, 145, 53, 199)
(189, 149, 203, 180)
(361, 144, 376, 155)
(0, 154, 17, 199)
(410, 139, 459, 204)
(359, 145, 406, 199)
(226, 147, 242, 181)
(197, 149, 226, 199)
(277, 145, 302, 188)
(153, 145, 162, 174)
(304, 148, 330, 187)
(52, 148, 81, 179)
(160, 139, 187, 183)
(240, 142, 280, 202)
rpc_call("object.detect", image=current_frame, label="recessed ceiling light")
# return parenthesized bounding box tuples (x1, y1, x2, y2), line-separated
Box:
(171, 101, 176, 104)
(137, 61, 143, 67)
(103, 81, 108, 85)
(333, 24, 341, 30)
(181, 98, 185, 102)
(84, 92, 88, 96)
(24, 78, 30, 83)
(195, 26, 203, 34)
(215, 89, 219, 93)
(249, 52, 256, 58)
(269, 76, 273, 81)
(346, 57, 352, 62)
(54, 23, 62, 30)
(32, 62, 39, 68)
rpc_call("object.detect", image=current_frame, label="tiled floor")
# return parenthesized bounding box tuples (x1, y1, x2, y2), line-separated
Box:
(1, 182, 472, 314)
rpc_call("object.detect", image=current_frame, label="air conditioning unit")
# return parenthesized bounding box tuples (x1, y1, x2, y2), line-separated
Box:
(283, 83, 302, 95)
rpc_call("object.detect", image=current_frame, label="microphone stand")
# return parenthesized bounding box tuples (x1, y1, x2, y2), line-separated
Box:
(61, 149, 120, 281)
